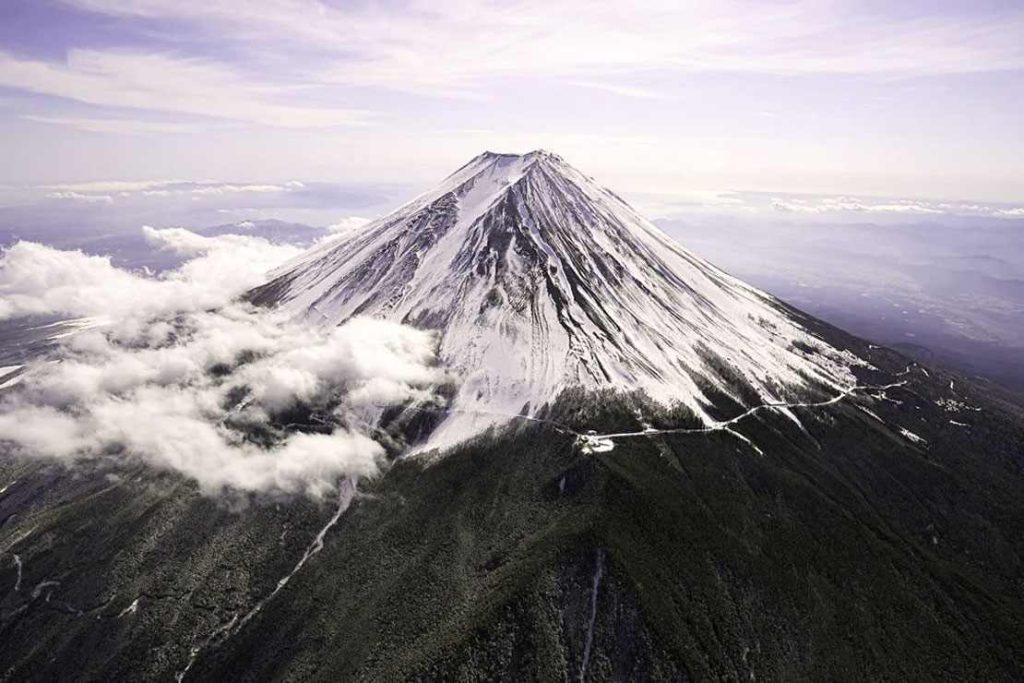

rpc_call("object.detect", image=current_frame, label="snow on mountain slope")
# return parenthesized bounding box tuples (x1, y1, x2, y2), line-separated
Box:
(249, 150, 863, 448)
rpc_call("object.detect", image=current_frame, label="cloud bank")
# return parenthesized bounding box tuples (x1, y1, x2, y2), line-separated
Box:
(36, 179, 310, 205)
(0, 227, 301, 321)
(0, 229, 444, 498)
(768, 196, 1024, 219)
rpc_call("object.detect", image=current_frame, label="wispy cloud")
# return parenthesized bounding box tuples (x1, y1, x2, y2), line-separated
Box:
(46, 190, 114, 204)
(36, 179, 308, 203)
(22, 114, 197, 134)
(0, 1, 1020, 199)
(772, 196, 945, 216)
(44, 179, 188, 193)
(767, 196, 1024, 219)
(59, 0, 1024, 91)
(568, 80, 670, 100)
(187, 181, 305, 196)
(0, 49, 368, 127)
(640, 189, 1024, 220)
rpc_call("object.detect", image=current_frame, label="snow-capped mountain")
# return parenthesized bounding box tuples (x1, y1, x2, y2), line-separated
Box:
(249, 150, 861, 446)
(8, 153, 1024, 682)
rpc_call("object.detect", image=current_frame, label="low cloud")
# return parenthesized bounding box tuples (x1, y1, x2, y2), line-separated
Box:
(46, 179, 187, 193)
(23, 115, 197, 135)
(769, 196, 1024, 219)
(40, 179, 308, 204)
(0, 229, 444, 498)
(0, 227, 301, 321)
(326, 216, 371, 234)
(46, 191, 115, 204)
(187, 181, 305, 196)
(771, 196, 943, 215)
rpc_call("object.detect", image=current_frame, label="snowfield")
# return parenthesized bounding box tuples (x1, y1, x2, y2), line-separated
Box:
(251, 150, 866, 449)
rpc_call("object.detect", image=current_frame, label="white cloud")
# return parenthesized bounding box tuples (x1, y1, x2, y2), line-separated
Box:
(635, 190, 755, 219)
(187, 183, 301, 196)
(0, 1, 1012, 148)
(770, 198, 820, 214)
(58, 0, 1024, 95)
(0, 405, 85, 458)
(771, 196, 945, 215)
(325, 216, 371, 234)
(22, 115, 197, 135)
(46, 179, 187, 193)
(568, 80, 669, 100)
(0, 242, 148, 320)
(0, 1, 1013, 204)
(0, 232, 445, 498)
(36, 180, 307, 204)
(652, 193, 1022, 219)
(46, 191, 114, 204)
(993, 207, 1024, 218)
(0, 49, 368, 128)
(0, 315, 439, 497)
(0, 227, 301, 321)
(770, 194, 1024, 216)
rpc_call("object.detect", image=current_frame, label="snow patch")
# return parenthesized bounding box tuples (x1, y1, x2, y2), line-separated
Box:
(12, 554, 22, 592)
(118, 597, 140, 618)
(856, 405, 885, 423)
(898, 427, 927, 445)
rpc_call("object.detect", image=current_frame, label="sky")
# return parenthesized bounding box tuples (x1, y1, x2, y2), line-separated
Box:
(0, 0, 1022, 203)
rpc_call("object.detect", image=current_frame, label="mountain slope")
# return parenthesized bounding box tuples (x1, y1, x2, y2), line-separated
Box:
(3, 344, 1024, 681)
(249, 151, 860, 446)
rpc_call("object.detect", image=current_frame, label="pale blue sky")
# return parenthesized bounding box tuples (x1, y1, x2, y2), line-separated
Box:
(0, 0, 1022, 203)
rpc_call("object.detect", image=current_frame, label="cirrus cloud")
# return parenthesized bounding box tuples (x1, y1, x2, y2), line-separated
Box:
(0, 49, 369, 128)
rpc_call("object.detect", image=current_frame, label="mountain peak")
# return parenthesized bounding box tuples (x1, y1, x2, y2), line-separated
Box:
(415, 149, 589, 237)
(457, 149, 569, 182)
(477, 148, 560, 160)
(250, 154, 862, 449)
(522, 148, 563, 163)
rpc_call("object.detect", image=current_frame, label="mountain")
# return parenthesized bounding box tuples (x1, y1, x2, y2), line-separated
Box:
(3, 152, 1024, 681)
(249, 151, 858, 448)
